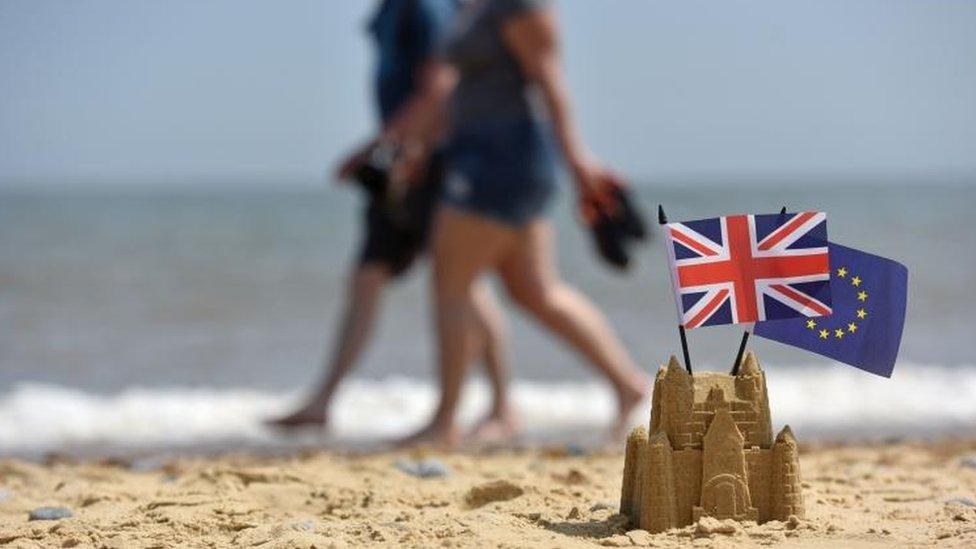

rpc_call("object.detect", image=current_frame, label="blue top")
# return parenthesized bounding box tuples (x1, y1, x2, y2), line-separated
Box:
(369, 0, 458, 123)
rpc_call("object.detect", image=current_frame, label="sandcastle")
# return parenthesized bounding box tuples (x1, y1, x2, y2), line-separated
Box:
(619, 351, 803, 532)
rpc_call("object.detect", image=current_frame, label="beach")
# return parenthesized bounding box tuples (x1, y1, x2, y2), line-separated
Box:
(3, 0, 975, 545)
(2, 440, 976, 548)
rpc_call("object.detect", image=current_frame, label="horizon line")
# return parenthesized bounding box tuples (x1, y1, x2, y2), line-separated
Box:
(1, 171, 974, 193)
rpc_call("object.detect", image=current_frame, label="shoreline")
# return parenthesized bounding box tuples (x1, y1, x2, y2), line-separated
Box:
(5, 371, 976, 460)
(2, 439, 976, 547)
(7, 428, 976, 463)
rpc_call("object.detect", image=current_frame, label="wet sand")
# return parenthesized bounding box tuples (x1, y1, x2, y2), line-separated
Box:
(2, 440, 976, 548)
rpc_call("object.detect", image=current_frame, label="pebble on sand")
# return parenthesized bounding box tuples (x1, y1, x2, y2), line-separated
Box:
(28, 507, 73, 521)
(946, 497, 976, 508)
(394, 458, 450, 478)
(565, 443, 588, 457)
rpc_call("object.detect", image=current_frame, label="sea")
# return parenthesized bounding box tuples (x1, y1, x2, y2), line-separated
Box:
(1, 183, 974, 456)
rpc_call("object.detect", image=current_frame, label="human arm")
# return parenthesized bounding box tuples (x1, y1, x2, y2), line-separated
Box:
(500, 5, 617, 204)
(333, 0, 458, 184)
(380, 60, 457, 186)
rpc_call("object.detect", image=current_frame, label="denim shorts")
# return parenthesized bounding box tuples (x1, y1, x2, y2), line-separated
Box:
(443, 117, 558, 226)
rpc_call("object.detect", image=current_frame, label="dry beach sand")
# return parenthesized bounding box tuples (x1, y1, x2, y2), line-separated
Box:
(2, 441, 976, 548)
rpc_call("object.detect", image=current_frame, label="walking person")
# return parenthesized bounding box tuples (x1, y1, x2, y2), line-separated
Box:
(386, 0, 651, 446)
(270, 0, 516, 441)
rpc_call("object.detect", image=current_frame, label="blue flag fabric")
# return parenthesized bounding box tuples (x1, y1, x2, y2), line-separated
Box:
(753, 243, 907, 377)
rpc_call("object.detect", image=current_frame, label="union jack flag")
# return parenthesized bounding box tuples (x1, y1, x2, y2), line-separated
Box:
(664, 211, 832, 329)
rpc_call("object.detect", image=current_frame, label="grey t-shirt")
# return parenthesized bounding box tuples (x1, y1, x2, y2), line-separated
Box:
(443, 0, 550, 128)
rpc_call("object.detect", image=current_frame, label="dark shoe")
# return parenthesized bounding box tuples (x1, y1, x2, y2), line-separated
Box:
(586, 185, 650, 270)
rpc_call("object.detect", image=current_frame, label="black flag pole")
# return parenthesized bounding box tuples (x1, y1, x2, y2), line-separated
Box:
(732, 205, 788, 374)
(659, 204, 693, 374)
(678, 325, 692, 374)
(731, 331, 749, 375)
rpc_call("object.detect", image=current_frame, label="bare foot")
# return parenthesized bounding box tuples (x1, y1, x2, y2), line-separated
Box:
(394, 422, 461, 449)
(609, 382, 651, 442)
(467, 410, 520, 445)
(265, 405, 328, 431)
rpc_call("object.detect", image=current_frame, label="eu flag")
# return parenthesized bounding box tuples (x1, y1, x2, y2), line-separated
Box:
(753, 243, 907, 377)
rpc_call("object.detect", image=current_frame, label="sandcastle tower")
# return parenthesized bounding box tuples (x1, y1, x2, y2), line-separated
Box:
(620, 351, 803, 532)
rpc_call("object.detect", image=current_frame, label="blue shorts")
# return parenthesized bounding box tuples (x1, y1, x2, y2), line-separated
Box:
(443, 118, 558, 226)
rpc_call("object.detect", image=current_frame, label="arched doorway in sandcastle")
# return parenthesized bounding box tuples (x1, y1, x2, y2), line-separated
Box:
(696, 474, 758, 521)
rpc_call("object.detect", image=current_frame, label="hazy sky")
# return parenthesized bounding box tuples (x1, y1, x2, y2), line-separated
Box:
(1, 0, 975, 187)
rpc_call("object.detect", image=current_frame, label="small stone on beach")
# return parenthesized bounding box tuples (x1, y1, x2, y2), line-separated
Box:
(28, 506, 73, 521)
(947, 497, 976, 508)
(959, 455, 976, 469)
(394, 458, 450, 478)
(565, 443, 588, 456)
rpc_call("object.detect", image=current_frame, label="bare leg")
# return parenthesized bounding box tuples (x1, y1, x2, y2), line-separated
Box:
(268, 262, 389, 428)
(498, 220, 650, 440)
(467, 280, 519, 443)
(398, 208, 514, 447)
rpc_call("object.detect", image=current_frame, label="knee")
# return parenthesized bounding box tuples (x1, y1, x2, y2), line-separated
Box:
(504, 279, 553, 317)
(433, 259, 476, 303)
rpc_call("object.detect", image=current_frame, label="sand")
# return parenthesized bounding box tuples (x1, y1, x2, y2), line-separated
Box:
(2, 441, 976, 548)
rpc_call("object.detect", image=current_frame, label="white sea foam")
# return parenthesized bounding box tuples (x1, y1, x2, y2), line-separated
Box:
(1, 363, 975, 456)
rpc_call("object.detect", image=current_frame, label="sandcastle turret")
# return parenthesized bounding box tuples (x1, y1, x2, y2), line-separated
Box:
(619, 426, 647, 519)
(733, 351, 773, 447)
(620, 352, 804, 533)
(654, 355, 695, 449)
(771, 426, 804, 519)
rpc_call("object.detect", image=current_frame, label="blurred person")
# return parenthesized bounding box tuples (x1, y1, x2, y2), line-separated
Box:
(270, 0, 516, 441)
(386, 0, 652, 446)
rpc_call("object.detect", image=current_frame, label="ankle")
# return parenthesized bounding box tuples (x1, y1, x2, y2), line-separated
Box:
(428, 411, 457, 432)
(300, 398, 329, 414)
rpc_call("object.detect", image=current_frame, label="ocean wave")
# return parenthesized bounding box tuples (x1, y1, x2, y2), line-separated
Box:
(2, 363, 975, 455)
